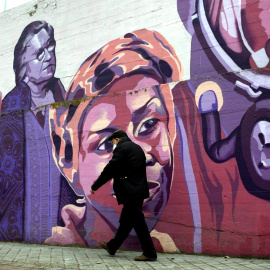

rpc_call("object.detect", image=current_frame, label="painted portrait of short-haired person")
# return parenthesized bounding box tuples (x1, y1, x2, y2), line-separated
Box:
(0, 20, 77, 243)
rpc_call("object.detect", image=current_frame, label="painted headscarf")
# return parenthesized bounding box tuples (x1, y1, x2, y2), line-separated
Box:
(49, 29, 183, 195)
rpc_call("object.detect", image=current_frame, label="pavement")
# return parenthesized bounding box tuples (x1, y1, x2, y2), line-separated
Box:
(0, 242, 270, 270)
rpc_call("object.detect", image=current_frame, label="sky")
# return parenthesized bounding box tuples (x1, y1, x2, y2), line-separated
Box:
(0, 0, 32, 13)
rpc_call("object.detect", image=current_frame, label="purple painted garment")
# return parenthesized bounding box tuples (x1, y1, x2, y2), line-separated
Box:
(0, 82, 30, 241)
(0, 79, 79, 242)
(24, 108, 61, 243)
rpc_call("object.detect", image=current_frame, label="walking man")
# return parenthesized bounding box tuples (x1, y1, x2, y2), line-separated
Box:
(90, 130, 157, 261)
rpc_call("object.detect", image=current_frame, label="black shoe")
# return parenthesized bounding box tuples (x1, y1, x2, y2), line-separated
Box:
(134, 254, 157, 261)
(100, 241, 115, 255)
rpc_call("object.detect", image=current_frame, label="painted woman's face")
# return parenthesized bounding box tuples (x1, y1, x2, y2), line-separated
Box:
(78, 75, 174, 225)
(23, 28, 56, 84)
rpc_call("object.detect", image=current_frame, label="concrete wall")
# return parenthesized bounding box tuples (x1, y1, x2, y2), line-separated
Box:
(1, 0, 270, 257)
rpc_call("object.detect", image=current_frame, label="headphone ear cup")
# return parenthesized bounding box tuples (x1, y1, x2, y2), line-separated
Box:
(238, 99, 270, 200)
(265, 39, 270, 59)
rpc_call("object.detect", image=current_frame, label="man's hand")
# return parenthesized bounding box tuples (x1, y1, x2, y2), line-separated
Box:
(90, 188, 95, 194)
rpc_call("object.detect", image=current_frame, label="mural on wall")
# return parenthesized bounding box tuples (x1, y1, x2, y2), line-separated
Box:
(0, 0, 270, 257)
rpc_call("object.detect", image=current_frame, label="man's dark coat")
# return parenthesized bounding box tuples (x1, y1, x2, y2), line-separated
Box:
(91, 137, 149, 204)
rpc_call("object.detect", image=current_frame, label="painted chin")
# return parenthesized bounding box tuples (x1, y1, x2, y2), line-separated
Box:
(143, 169, 172, 216)
(143, 183, 162, 219)
(42, 65, 55, 76)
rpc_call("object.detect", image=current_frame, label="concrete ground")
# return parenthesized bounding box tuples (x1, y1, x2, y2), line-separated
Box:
(0, 242, 270, 269)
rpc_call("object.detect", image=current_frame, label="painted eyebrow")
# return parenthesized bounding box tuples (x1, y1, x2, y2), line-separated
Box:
(87, 127, 116, 147)
(45, 38, 55, 47)
(25, 38, 55, 49)
(86, 127, 116, 145)
(25, 38, 55, 58)
(91, 127, 116, 136)
(131, 96, 156, 124)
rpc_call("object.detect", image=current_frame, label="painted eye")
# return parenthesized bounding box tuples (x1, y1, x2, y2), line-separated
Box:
(97, 139, 113, 152)
(37, 49, 45, 61)
(138, 118, 160, 136)
(48, 40, 56, 52)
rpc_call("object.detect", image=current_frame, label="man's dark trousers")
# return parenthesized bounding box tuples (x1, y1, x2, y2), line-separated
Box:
(107, 199, 157, 258)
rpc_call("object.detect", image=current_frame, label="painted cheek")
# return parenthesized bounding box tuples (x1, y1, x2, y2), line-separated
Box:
(156, 124, 171, 165)
(28, 60, 41, 79)
(129, 133, 152, 155)
(79, 152, 107, 196)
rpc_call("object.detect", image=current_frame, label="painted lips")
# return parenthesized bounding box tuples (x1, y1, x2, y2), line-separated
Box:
(43, 63, 55, 70)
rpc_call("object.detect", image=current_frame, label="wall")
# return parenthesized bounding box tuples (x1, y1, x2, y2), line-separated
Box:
(0, 0, 270, 257)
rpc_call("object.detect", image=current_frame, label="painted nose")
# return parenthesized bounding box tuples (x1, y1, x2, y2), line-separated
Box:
(44, 48, 52, 61)
(126, 131, 156, 166)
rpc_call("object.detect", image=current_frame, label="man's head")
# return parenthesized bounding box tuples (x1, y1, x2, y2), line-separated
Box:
(108, 130, 128, 146)
(13, 20, 56, 85)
